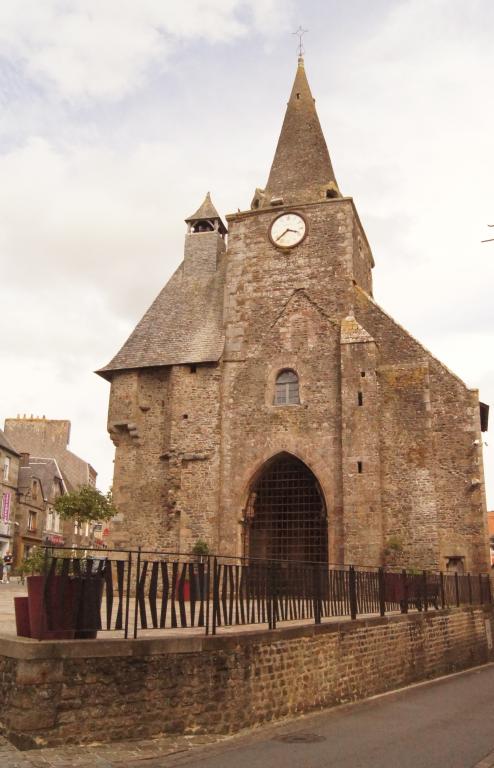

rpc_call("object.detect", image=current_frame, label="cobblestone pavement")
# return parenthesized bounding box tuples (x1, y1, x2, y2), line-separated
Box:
(0, 733, 228, 768)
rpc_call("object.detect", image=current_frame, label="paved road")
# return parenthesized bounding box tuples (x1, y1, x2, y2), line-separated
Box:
(164, 664, 494, 768)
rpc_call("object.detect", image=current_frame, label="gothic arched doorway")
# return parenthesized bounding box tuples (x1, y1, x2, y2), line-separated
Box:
(245, 453, 328, 563)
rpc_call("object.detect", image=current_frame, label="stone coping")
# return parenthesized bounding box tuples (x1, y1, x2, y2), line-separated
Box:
(0, 606, 480, 661)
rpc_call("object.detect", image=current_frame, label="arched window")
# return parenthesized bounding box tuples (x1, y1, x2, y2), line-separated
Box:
(274, 369, 299, 405)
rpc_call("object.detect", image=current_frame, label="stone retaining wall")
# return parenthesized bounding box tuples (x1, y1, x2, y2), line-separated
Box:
(1, 607, 493, 750)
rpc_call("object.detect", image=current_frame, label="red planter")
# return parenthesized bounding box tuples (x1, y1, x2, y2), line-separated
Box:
(14, 597, 31, 637)
(27, 575, 80, 640)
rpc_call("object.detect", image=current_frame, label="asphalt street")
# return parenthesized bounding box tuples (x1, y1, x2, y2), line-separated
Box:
(165, 664, 494, 768)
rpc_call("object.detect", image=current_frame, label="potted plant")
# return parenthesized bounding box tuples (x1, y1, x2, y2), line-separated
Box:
(175, 540, 210, 602)
(18, 547, 80, 640)
(53, 485, 116, 638)
(382, 536, 405, 605)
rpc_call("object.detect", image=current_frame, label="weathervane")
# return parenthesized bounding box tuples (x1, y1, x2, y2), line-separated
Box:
(292, 26, 309, 57)
(481, 224, 494, 243)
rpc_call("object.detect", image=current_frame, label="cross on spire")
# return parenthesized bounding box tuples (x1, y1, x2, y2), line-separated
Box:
(292, 26, 308, 58)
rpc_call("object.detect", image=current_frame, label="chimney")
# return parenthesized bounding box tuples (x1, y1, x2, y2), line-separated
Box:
(20, 452, 30, 467)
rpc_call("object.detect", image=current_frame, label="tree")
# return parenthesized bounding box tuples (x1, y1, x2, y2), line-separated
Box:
(53, 485, 116, 525)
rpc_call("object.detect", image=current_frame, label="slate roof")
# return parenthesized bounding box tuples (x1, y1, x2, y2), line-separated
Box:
(0, 428, 19, 456)
(263, 58, 340, 206)
(97, 258, 226, 379)
(186, 192, 222, 224)
(17, 457, 66, 503)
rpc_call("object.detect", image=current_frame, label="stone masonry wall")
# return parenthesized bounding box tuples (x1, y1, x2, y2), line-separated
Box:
(109, 363, 221, 552)
(0, 607, 492, 749)
(354, 287, 489, 571)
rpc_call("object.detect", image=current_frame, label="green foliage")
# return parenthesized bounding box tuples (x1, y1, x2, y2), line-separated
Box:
(191, 539, 209, 557)
(54, 485, 116, 524)
(384, 536, 404, 555)
(17, 547, 48, 576)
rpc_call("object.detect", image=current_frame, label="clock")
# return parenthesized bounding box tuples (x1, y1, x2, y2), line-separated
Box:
(269, 212, 307, 249)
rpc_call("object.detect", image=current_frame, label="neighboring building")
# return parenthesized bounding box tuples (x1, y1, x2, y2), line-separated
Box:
(15, 454, 51, 562)
(3, 417, 99, 559)
(4, 416, 96, 491)
(0, 429, 20, 561)
(98, 56, 490, 573)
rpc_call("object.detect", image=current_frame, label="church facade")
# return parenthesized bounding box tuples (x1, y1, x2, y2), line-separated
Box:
(99, 58, 489, 572)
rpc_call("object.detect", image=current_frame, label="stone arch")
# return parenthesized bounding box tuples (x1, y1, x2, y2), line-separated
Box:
(243, 452, 328, 563)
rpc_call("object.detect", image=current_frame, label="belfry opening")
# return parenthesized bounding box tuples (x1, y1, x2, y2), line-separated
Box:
(245, 453, 328, 563)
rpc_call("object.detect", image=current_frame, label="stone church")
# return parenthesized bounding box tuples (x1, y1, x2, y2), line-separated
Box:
(99, 57, 489, 572)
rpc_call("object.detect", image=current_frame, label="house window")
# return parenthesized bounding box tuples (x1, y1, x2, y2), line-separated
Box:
(47, 509, 54, 531)
(274, 370, 300, 405)
(28, 511, 37, 532)
(2, 457, 10, 481)
(31, 481, 39, 501)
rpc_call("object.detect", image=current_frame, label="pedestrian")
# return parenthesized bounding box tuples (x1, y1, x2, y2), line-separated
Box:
(2, 551, 13, 584)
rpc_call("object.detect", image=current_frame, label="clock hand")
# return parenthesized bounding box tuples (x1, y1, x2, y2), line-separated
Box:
(276, 229, 290, 242)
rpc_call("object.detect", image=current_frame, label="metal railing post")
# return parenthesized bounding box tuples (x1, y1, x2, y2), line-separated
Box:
(440, 571, 445, 609)
(205, 555, 211, 636)
(124, 550, 132, 639)
(468, 573, 473, 605)
(455, 572, 460, 607)
(133, 546, 141, 639)
(422, 570, 428, 612)
(349, 566, 357, 620)
(401, 570, 408, 614)
(314, 563, 322, 625)
(212, 557, 218, 635)
(378, 567, 386, 617)
(269, 562, 277, 630)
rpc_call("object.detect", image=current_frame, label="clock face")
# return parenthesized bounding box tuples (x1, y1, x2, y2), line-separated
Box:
(270, 213, 307, 249)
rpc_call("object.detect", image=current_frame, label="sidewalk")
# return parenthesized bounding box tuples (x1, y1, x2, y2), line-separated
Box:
(0, 581, 26, 636)
(0, 732, 227, 768)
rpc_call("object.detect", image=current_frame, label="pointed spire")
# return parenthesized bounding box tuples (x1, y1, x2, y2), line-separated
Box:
(185, 192, 227, 234)
(262, 58, 340, 207)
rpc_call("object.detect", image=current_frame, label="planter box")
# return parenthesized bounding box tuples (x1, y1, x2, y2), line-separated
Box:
(27, 575, 80, 640)
(14, 597, 30, 637)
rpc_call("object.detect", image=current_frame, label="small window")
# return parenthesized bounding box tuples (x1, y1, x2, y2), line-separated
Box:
(358, 392, 363, 406)
(357, 461, 363, 474)
(2, 457, 10, 481)
(275, 370, 300, 405)
(28, 511, 37, 532)
(446, 556, 465, 574)
(31, 481, 38, 500)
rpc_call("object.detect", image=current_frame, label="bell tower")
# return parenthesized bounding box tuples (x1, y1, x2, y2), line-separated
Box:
(183, 192, 227, 279)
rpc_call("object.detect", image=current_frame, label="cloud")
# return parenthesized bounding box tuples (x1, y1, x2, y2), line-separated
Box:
(0, 0, 291, 101)
(2, 0, 494, 504)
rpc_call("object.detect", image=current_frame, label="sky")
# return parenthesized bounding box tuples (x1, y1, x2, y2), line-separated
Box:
(1, 0, 494, 506)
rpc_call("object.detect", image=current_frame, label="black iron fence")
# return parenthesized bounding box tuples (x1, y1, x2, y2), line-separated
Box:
(32, 547, 492, 640)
